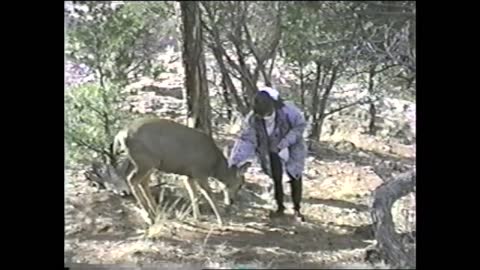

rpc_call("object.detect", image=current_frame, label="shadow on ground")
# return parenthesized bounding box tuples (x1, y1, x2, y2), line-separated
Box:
(151, 219, 371, 266)
(303, 197, 369, 212)
(310, 141, 414, 178)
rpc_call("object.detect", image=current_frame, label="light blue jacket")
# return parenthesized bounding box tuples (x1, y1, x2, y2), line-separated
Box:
(228, 102, 307, 179)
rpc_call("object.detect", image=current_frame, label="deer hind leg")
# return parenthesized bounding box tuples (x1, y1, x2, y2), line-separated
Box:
(138, 170, 158, 221)
(127, 167, 156, 223)
(183, 177, 201, 221)
(196, 178, 223, 226)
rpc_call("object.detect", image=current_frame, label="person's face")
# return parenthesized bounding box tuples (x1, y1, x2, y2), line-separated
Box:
(253, 92, 276, 118)
(256, 108, 273, 118)
(254, 101, 274, 118)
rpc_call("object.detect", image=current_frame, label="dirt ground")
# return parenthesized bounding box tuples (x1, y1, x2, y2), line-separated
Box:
(65, 134, 415, 269)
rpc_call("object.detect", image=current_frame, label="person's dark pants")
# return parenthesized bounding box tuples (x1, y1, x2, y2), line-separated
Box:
(269, 152, 303, 216)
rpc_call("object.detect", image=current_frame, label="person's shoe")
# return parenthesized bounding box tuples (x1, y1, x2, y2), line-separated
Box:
(293, 210, 305, 222)
(269, 207, 285, 219)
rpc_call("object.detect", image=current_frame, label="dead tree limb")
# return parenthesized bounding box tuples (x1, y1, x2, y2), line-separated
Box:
(371, 169, 416, 269)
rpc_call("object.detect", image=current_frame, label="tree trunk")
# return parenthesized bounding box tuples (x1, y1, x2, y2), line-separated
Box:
(181, 1, 211, 136)
(309, 63, 338, 142)
(309, 61, 322, 139)
(210, 44, 248, 115)
(299, 61, 307, 112)
(310, 117, 324, 143)
(241, 81, 251, 109)
(267, 50, 277, 86)
(371, 169, 416, 268)
(220, 75, 233, 121)
(368, 102, 377, 135)
(367, 64, 377, 135)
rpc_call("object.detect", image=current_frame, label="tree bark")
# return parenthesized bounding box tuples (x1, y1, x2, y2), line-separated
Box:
(181, 1, 211, 136)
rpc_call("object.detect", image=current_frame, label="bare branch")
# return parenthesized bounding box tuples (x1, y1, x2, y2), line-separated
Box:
(69, 132, 109, 158)
(348, 64, 398, 80)
(324, 98, 369, 117)
(83, 98, 106, 120)
(242, 20, 263, 63)
(356, 11, 415, 18)
(364, 2, 416, 11)
(226, 66, 242, 81)
(125, 58, 147, 78)
(267, 50, 277, 83)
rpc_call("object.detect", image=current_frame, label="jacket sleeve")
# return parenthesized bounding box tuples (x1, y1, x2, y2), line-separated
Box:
(228, 112, 257, 168)
(277, 105, 307, 150)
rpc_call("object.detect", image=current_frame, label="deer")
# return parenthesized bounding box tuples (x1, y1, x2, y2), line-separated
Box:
(112, 117, 251, 226)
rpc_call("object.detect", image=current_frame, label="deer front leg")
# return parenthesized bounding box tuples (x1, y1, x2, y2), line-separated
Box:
(183, 177, 201, 221)
(196, 178, 223, 226)
(223, 187, 231, 206)
(127, 168, 155, 224)
(138, 171, 158, 222)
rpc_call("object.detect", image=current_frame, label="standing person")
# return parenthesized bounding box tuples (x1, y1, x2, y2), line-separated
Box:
(228, 87, 308, 222)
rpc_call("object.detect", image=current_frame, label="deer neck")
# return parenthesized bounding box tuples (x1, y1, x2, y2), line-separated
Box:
(213, 155, 232, 184)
